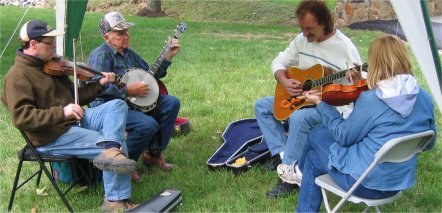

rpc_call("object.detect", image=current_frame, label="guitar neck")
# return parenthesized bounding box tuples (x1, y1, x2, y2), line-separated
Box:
(311, 71, 346, 87)
(311, 63, 367, 87)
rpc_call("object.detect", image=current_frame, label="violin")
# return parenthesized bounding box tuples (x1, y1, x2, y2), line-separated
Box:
(295, 79, 368, 106)
(320, 79, 368, 106)
(292, 66, 369, 106)
(43, 56, 125, 88)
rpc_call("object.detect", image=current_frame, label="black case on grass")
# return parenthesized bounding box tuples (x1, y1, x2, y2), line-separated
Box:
(126, 189, 182, 213)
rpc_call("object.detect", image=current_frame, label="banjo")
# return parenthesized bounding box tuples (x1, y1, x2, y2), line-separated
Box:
(121, 22, 187, 113)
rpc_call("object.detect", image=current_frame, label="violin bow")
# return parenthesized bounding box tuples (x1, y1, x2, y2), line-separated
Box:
(347, 64, 354, 85)
(346, 62, 365, 85)
(72, 38, 81, 126)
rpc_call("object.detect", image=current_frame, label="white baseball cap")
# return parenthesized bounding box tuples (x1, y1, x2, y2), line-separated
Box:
(99, 12, 134, 35)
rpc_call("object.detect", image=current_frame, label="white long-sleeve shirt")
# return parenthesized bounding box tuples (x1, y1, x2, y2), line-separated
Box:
(271, 29, 362, 117)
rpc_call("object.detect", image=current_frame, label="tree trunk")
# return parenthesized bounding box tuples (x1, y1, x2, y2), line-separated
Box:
(147, 0, 161, 12)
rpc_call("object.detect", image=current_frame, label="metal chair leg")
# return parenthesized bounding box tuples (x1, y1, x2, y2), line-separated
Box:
(8, 158, 24, 212)
(36, 158, 74, 212)
(374, 206, 381, 213)
(362, 206, 371, 212)
(73, 160, 93, 186)
(321, 188, 333, 213)
(36, 166, 43, 187)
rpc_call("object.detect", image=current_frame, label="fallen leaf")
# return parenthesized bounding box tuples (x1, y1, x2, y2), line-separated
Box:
(75, 185, 88, 193)
(36, 187, 48, 196)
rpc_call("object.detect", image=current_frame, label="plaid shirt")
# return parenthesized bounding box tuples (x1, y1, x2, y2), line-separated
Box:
(88, 42, 171, 102)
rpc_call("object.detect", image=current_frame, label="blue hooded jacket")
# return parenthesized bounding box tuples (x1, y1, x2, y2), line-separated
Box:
(316, 75, 437, 191)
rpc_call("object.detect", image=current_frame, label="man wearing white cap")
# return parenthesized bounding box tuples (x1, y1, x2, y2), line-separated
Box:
(89, 12, 181, 182)
(2, 19, 139, 211)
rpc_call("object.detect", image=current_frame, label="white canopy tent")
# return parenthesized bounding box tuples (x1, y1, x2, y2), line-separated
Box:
(390, 0, 442, 114)
(54, 0, 442, 114)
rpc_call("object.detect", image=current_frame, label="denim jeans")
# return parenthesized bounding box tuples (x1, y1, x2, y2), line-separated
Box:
(125, 94, 180, 161)
(254, 96, 321, 164)
(36, 99, 131, 201)
(295, 125, 399, 212)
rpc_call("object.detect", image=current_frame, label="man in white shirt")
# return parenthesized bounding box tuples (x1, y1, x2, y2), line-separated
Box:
(255, 0, 362, 197)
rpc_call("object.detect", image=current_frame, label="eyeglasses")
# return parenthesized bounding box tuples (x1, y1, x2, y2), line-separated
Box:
(38, 40, 55, 46)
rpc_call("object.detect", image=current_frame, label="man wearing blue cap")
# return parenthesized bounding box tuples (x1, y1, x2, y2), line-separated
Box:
(2, 19, 138, 212)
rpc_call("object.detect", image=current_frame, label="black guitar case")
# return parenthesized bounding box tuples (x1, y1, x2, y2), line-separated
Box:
(126, 189, 182, 213)
(207, 118, 270, 173)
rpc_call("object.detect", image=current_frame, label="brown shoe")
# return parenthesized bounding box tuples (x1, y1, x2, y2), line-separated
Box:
(93, 147, 136, 174)
(101, 199, 139, 212)
(141, 151, 173, 171)
(131, 170, 142, 183)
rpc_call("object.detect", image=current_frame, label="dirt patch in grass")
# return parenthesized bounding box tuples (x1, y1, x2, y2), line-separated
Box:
(135, 7, 165, 17)
(201, 32, 294, 41)
(82, 0, 297, 26)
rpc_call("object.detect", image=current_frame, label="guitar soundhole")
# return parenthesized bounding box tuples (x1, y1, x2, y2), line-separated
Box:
(302, 80, 313, 91)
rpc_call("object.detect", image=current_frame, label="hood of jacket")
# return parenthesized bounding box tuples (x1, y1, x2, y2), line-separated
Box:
(375, 74, 419, 118)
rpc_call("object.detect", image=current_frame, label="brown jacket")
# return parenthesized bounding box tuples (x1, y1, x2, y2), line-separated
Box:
(1, 50, 103, 147)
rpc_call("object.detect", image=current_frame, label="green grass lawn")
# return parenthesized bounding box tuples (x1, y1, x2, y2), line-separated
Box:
(0, 6, 441, 212)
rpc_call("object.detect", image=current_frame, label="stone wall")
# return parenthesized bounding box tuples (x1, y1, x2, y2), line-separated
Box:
(0, 0, 48, 7)
(335, 0, 442, 27)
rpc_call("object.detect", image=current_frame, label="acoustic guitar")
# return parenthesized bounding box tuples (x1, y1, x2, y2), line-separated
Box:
(273, 64, 367, 121)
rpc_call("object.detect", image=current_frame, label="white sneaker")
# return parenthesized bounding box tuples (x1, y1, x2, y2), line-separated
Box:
(276, 161, 302, 186)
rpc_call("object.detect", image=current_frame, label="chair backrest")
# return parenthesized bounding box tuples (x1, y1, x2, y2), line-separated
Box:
(357, 130, 435, 188)
(329, 130, 435, 212)
(375, 130, 435, 164)
(20, 130, 44, 160)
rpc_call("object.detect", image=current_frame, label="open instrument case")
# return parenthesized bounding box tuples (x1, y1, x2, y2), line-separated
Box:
(207, 118, 271, 173)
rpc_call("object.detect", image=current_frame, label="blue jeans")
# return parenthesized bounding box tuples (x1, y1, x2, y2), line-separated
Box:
(36, 99, 131, 201)
(254, 96, 321, 164)
(125, 94, 180, 160)
(295, 125, 399, 212)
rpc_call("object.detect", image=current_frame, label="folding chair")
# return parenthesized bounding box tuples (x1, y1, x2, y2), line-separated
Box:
(315, 130, 435, 213)
(8, 130, 93, 212)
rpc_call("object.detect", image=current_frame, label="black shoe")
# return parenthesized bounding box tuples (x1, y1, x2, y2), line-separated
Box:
(266, 179, 298, 198)
(261, 154, 282, 171)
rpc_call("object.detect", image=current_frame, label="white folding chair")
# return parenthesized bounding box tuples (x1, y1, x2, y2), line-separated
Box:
(315, 130, 435, 213)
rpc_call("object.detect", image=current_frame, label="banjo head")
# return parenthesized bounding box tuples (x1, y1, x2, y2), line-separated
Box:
(121, 68, 159, 112)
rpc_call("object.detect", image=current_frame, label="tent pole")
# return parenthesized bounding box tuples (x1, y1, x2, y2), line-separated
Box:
(55, 0, 66, 57)
(420, 0, 442, 93)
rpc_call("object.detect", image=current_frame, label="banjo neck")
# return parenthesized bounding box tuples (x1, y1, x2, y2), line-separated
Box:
(147, 22, 187, 76)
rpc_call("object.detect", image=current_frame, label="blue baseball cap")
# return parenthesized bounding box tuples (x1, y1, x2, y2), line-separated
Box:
(19, 20, 64, 42)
